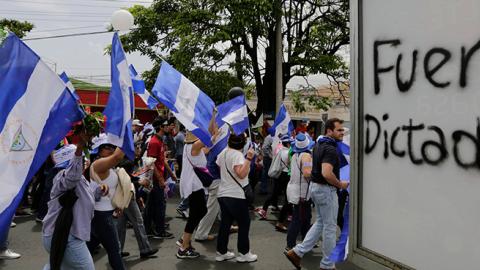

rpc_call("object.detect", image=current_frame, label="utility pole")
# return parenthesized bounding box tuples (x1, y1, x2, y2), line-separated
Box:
(275, 0, 283, 116)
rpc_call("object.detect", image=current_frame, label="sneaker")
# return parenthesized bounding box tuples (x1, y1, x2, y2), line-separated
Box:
(121, 251, 130, 257)
(255, 208, 267, 220)
(176, 208, 189, 219)
(10, 222, 16, 228)
(175, 238, 183, 247)
(140, 248, 159, 258)
(35, 217, 43, 223)
(269, 206, 280, 213)
(284, 249, 301, 270)
(176, 247, 200, 259)
(153, 231, 174, 239)
(275, 223, 288, 232)
(229, 225, 239, 233)
(176, 238, 196, 250)
(236, 251, 257, 263)
(0, 249, 21, 259)
(216, 251, 235, 262)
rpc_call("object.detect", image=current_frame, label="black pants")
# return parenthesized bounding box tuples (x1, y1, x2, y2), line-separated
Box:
(176, 155, 183, 178)
(144, 184, 166, 234)
(263, 172, 290, 221)
(184, 189, 207, 234)
(87, 210, 125, 270)
(286, 201, 312, 248)
(217, 197, 250, 254)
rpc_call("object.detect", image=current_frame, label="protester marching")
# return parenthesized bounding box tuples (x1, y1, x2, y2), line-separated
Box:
(0, 26, 351, 270)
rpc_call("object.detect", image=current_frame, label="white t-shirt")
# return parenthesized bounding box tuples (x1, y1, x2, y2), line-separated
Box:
(180, 144, 207, 198)
(216, 148, 248, 199)
(94, 169, 117, 211)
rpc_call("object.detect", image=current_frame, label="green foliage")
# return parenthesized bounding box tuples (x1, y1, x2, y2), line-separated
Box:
(0, 19, 34, 38)
(290, 91, 306, 113)
(290, 87, 333, 113)
(122, 0, 349, 113)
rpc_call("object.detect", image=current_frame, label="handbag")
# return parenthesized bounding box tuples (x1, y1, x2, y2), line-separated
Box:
(224, 151, 254, 204)
(268, 149, 289, 179)
(187, 155, 215, 187)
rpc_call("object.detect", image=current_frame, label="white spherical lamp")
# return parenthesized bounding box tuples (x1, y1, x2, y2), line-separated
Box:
(111, 10, 134, 31)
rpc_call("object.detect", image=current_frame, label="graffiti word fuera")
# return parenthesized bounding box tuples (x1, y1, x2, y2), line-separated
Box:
(365, 114, 480, 169)
(374, 39, 480, 94)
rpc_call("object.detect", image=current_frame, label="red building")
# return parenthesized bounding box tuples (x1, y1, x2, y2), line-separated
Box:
(71, 79, 165, 124)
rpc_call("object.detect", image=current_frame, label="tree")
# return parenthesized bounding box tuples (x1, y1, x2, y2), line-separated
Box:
(122, 0, 349, 118)
(0, 19, 34, 38)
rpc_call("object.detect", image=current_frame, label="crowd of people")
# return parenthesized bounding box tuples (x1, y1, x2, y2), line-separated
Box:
(0, 114, 349, 270)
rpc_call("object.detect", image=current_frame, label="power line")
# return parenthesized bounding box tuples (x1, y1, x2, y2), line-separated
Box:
(1, 10, 114, 16)
(1, 12, 114, 18)
(2, 17, 108, 22)
(30, 25, 106, 33)
(23, 30, 112, 40)
(0, 0, 140, 9)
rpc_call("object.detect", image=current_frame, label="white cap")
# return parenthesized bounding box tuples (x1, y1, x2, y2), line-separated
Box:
(53, 144, 77, 168)
(132, 119, 143, 127)
(91, 133, 110, 150)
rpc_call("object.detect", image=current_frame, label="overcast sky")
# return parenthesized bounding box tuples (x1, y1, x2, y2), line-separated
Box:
(1, 0, 331, 89)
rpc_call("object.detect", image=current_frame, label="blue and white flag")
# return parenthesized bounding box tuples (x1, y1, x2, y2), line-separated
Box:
(330, 141, 350, 263)
(103, 32, 135, 160)
(0, 33, 84, 243)
(271, 104, 294, 138)
(59, 71, 80, 101)
(152, 61, 215, 147)
(128, 64, 159, 109)
(216, 95, 249, 135)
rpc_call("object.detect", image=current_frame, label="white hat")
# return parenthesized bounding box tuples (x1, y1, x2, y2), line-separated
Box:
(91, 133, 111, 150)
(53, 144, 77, 168)
(132, 119, 143, 127)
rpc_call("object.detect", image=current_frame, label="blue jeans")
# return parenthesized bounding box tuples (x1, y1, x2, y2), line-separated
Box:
(260, 157, 272, 193)
(43, 234, 94, 270)
(293, 183, 338, 269)
(0, 227, 9, 251)
(87, 210, 125, 270)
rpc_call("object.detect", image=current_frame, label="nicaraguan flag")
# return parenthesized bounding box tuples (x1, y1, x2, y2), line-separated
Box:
(59, 71, 80, 101)
(216, 95, 249, 135)
(0, 33, 84, 243)
(330, 141, 350, 263)
(128, 64, 159, 109)
(151, 61, 215, 146)
(272, 104, 294, 137)
(103, 32, 135, 160)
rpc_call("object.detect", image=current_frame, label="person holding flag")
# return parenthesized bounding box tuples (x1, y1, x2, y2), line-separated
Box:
(284, 118, 349, 270)
(42, 130, 109, 270)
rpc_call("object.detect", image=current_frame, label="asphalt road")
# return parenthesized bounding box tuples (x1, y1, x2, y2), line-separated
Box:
(1, 192, 363, 270)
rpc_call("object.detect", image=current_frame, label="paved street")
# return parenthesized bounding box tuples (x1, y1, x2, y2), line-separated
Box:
(1, 192, 363, 270)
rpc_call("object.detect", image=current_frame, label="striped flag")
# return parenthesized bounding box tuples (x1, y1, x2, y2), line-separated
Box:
(0, 33, 84, 243)
(103, 32, 135, 160)
(151, 61, 215, 147)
